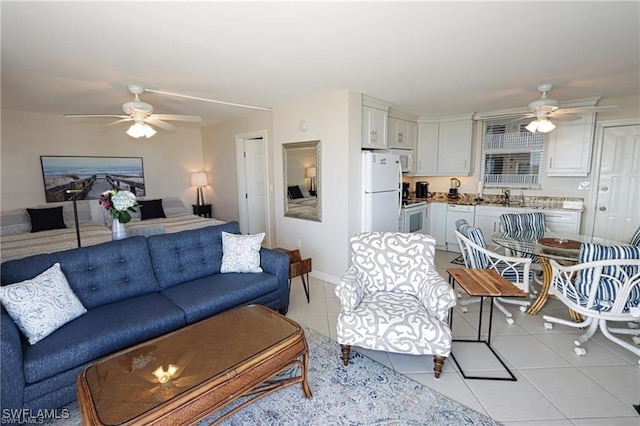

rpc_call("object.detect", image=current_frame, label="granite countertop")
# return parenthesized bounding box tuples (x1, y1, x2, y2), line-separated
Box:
(412, 192, 584, 211)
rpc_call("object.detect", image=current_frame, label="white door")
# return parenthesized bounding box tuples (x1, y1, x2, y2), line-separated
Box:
(236, 133, 269, 245)
(592, 125, 640, 242)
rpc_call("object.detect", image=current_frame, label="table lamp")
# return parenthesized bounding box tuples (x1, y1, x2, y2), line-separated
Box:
(190, 172, 208, 206)
(305, 166, 316, 194)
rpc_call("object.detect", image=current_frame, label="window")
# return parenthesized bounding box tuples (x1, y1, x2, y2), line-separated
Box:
(480, 119, 544, 189)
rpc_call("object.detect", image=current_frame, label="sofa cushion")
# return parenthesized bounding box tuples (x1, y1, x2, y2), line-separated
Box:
(22, 292, 185, 384)
(147, 221, 241, 290)
(220, 232, 265, 273)
(1, 236, 160, 310)
(0, 263, 87, 345)
(161, 273, 279, 323)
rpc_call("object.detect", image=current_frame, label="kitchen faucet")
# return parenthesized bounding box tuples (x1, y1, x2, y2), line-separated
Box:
(502, 188, 510, 205)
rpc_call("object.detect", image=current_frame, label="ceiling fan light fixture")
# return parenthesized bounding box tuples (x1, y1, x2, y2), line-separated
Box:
(537, 119, 556, 133)
(127, 122, 156, 138)
(525, 120, 539, 133)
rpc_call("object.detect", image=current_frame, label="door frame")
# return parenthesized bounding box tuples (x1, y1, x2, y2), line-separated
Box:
(584, 118, 639, 236)
(235, 129, 272, 247)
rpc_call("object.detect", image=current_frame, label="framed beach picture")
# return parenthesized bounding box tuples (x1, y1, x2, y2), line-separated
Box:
(40, 156, 145, 202)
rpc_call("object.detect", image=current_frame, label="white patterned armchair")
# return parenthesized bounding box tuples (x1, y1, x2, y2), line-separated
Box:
(335, 232, 456, 378)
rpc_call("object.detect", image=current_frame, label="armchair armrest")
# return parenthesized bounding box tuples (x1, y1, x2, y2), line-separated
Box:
(335, 266, 367, 312)
(418, 270, 456, 322)
(1, 310, 25, 411)
(259, 248, 290, 311)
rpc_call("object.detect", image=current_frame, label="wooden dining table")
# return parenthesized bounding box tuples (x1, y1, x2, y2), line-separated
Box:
(491, 231, 624, 319)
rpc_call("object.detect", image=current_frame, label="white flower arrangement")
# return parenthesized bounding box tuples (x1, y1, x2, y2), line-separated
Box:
(99, 189, 139, 223)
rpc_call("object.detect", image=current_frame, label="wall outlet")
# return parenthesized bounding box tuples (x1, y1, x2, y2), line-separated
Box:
(284, 236, 289, 244)
(562, 200, 584, 210)
(297, 238, 302, 248)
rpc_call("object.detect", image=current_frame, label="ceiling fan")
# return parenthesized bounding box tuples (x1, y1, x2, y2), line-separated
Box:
(65, 85, 203, 138)
(496, 84, 616, 133)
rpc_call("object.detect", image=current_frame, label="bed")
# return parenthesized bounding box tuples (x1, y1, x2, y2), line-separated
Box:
(0, 198, 225, 264)
(286, 196, 318, 221)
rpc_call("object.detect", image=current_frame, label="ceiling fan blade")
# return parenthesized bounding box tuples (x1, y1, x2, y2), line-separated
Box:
(65, 114, 129, 119)
(145, 88, 272, 111)
(103, 118, 133, 128)
(145, 117, 176, 131)
(550, 112, 582, 121)
(555, 105, 618, 114)
(151, 114, 202, 123)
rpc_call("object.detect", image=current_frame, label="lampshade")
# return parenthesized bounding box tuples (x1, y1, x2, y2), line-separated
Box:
(126, 122, 156, 138)
(525, 118, 556, 134)
(305, 166, 316, 178)
(190, 172, 208, 187)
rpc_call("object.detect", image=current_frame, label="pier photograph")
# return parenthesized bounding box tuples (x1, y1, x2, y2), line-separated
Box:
(40, 156, 145, 202)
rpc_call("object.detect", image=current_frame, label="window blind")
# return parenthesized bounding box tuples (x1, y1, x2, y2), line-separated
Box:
(480, 119, 544, 188)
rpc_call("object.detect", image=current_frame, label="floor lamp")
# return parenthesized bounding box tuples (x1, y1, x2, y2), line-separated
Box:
(66, 189, 82, 247)
(191, 172, 208, 206)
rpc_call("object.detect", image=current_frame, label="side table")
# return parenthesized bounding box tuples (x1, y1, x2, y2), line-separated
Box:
(274, 248, 311, 303)
(446, 268, 526, 381)
(192, 204, 212, 218)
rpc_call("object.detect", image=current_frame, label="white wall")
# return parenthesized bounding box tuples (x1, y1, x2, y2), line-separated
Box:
(0, 109, 204, 214)
(273, 90, 358, 282)
(200, 110, 274, 232)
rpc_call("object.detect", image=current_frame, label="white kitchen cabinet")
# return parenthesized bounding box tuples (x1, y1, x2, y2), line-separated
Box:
(541, 210, 582, 234)
(546, 112, 596, 177)
(415, 115, 474, 176)
(388, 117, 417, 150)
(362, 95, 391, 150)
(427, 202, 447, 250)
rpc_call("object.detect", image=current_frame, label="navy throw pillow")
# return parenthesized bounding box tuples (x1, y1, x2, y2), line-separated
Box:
(288, 186, 304, 199)
(139, 199, 166, 220)
(27, 206, 67, 233)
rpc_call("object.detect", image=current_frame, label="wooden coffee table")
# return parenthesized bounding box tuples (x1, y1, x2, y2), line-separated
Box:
(77, 305, 312, 425)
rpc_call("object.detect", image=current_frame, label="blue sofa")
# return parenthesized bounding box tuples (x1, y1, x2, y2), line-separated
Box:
(0, 221, 289, 413)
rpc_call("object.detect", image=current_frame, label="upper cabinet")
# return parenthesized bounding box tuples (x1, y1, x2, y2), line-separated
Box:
(361, 95, 391, 149)
(388, 114, 418, 150)
(546, 111, 596, 176)
(415, 114, 475, 175)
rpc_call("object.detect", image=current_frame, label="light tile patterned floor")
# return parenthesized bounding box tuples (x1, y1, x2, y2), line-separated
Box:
(286, 250, 640, 425)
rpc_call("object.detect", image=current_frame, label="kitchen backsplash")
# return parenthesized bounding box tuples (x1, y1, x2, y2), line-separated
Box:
(414, 191, 584, 210)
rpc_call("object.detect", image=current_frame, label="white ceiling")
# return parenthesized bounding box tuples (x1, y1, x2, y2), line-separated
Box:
(2, 1, 639, 127)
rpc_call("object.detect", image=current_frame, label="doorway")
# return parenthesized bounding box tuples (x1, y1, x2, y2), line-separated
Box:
(589, 121, 640, 242)
(236, 131, 271, 246)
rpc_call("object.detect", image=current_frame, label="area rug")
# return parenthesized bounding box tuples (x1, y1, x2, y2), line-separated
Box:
(450, 254, 466, 265)
(44, 328, 498, 426)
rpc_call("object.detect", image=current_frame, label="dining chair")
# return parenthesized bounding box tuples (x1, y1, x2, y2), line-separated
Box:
(542, 243, 640, 363)
(454, 222, 532, 324)
(335, 232, 456, 378)
(499, 212, 546, 290)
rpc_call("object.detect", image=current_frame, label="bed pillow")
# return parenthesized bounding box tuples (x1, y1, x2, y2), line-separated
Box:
(300, 187, 311, 198)
(288, 186, 304, 200)
(0, 263, 87, 345)
(27, 206, 67, 233)
(139, 199, 166, 220)
(220, 232, 265, 273)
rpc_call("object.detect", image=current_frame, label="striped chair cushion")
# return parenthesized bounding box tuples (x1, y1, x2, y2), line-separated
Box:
(500, 212, 545, 262)
(500, 212, 546, 239)
(575, 243, 640, 312)
(455, 218, 469, 229)
(630, 226, 640, 247)
(457, 223, 489, 268)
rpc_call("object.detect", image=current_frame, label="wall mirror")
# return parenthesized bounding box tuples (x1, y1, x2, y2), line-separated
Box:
(283, 140, 321, 222)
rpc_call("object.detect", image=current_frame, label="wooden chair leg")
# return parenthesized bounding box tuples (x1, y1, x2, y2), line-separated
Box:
(433, 355, 446, 378)
(340, 344, 351, 366)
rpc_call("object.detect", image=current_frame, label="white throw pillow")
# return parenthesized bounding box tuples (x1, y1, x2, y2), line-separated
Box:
(0, 263, 87, 345)
(220, 232, 265, 273)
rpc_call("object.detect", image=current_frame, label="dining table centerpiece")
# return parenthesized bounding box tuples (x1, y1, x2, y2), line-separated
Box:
(99, 189, 139, 240)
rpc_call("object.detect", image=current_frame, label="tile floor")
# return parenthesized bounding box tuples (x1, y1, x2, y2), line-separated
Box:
(286, 250, 640, 426)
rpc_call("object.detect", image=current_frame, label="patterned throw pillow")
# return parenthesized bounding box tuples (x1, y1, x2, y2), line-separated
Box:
(0, 263, 87, 345)
(220, 232, 265, 273)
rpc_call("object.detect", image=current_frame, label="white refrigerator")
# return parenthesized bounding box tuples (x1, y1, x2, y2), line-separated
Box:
(362, 151, 402, 232)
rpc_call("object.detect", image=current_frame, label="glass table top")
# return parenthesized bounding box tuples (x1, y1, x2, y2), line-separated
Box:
(491, 231, 625, 262)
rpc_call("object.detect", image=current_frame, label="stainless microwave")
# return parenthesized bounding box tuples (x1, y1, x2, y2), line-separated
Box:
(381, 148, 413, 173)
